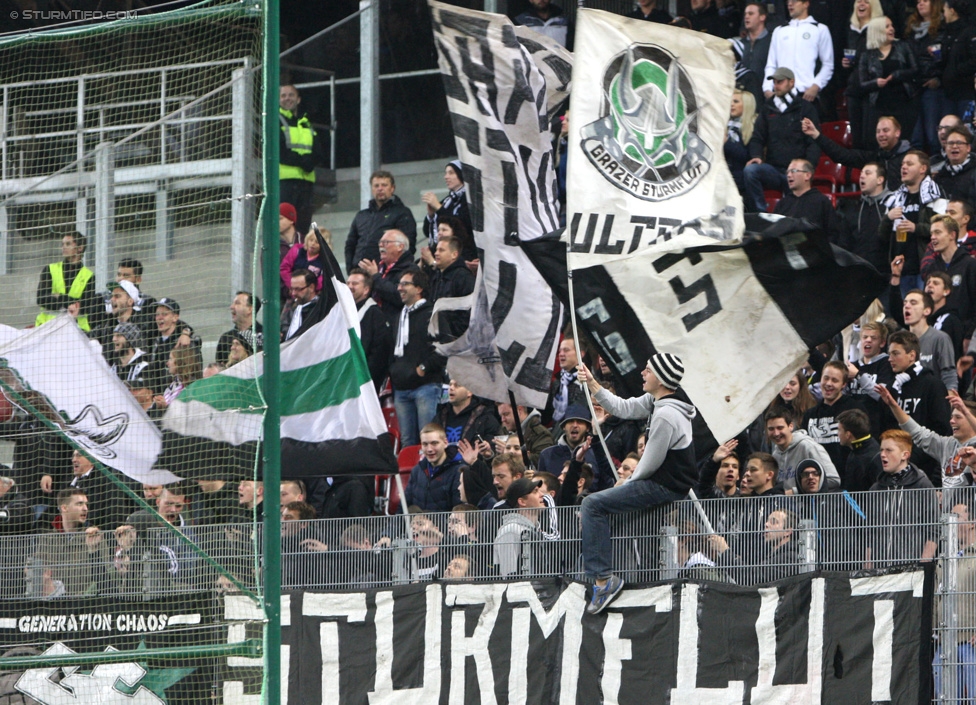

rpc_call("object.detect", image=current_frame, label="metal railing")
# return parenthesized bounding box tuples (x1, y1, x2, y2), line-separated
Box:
(9, 487, 976, 701)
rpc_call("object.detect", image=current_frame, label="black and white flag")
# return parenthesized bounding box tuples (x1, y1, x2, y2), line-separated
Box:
(428, 0, 570, 408)
(525, 216, 887, 442)
(567, 9, 744, 267)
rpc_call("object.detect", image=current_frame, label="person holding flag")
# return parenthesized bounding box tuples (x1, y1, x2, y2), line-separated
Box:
(577, 353, 697, 614)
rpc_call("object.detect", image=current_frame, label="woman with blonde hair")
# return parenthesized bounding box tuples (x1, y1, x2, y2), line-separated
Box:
(725, 89, 756, 195)
(859, 16, 918, 146)
(844, 0, 885, 147)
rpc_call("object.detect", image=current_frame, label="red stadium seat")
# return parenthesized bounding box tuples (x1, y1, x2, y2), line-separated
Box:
(381, 445, 423, 516)
(764, 189, 781, 213)
(822, 121, 852, 148)
(813, 156, 845, 191)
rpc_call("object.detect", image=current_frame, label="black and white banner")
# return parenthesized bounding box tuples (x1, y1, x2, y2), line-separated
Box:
(0, 593, 216, 704)
(270, 567, 932, 704)
(524, 216, 887, 441)
(567, 9, 743, 268)
(428, 1, 569, 409)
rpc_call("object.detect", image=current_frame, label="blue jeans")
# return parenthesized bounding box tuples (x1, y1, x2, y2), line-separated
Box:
(899, 274, 924, 299)
(913, 87, 952, 153)
(580, 479, 684, 580)
(743, 162, 788, 213)
(394, 383, 442, 447)
(933, 642, 976, 701)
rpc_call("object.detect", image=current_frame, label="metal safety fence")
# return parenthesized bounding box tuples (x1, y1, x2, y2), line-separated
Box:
(7, 487, 976, 701)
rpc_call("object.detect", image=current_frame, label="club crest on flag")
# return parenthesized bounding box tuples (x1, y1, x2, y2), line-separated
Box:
(0, 363, 128, 461)
(580, 44, 711, 202)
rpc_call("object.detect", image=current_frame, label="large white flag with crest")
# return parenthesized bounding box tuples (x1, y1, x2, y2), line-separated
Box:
(567, 9, 744, 269)
(0, 315, 172, 484)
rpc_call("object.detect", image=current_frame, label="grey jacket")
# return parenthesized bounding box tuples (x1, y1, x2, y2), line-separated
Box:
(772, 429, 840, 492)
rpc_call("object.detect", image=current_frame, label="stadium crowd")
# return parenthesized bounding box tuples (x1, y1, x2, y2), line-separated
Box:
(8, 0, 976, 636)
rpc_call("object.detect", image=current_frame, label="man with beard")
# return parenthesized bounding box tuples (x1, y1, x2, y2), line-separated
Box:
(803, 115, 911, 177)
(536, 405, 613, 491)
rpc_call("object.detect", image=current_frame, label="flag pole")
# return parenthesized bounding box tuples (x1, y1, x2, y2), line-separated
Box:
(261, 0, 282, 700)
(565, 267, 619, 483)
(507, 390, 533, 470)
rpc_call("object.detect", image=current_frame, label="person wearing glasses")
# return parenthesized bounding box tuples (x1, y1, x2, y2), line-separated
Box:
(934, 127, 976, 203)
(357, 229, 413, 325)
(773, 158, 839, 230)
(389, 267, 446, 447)
(281, 268, 320, 342)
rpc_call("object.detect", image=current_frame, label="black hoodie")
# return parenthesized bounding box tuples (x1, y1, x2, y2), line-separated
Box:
(868, 464, 939, 565)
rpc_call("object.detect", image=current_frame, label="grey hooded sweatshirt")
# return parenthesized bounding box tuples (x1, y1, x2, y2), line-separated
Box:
(772, 429, 840, 492)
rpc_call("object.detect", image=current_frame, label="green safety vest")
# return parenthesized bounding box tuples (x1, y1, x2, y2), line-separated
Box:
(279, 109, 316, 183)
(35, 261, 93, 331)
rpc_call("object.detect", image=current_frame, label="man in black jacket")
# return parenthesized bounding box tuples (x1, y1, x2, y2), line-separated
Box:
(390, 267, 446, 447)
(773, 158, 838, 230)
(837, 409, 883, 492)
(802, 361, 866, 472)
(428, 235, 475, 341)
(278, 85, 326, 235)
(347, 268, 393, 391)
(344, 171, 418, 273)
(836, 162, 891, 273)
(744, 67, 821, 212)
(358, 229, 413, 325)
(866, 429, 938, 567)
(435, 380, 501, 446)
(802, 115, 911, 179)
(883, 329, 952, 484)
(934, 127, 976, 204)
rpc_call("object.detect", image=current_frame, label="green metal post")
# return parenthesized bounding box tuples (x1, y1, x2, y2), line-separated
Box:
(262, 0, 282, 702)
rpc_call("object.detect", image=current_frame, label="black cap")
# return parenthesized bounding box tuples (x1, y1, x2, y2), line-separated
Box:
(506, 478, 543, 508)
(156, 298, 180, 315)
(560, 404, 592, 428)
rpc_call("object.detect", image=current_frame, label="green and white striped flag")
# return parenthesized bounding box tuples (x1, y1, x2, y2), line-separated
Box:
(159, 246, 397, 479)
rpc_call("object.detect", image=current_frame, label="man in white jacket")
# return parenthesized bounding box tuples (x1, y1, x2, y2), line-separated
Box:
(577, 353, 696, 614)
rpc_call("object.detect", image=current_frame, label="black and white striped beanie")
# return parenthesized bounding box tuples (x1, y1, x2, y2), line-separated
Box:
(648, 353, 684, 390)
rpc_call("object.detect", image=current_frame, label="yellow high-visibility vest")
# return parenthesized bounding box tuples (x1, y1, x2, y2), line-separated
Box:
(35, 262, 93, 331)
(279, 109, 316, 183)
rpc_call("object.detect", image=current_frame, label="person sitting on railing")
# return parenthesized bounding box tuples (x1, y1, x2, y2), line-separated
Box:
(865, 429, 938, 569)
(578, 354, 697, 615)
